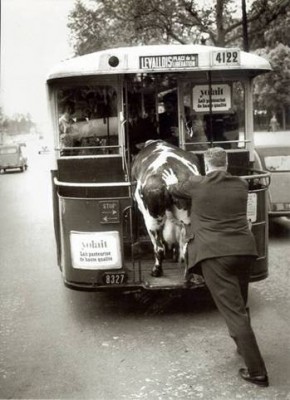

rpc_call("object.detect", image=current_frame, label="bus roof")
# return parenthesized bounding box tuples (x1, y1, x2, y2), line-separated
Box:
(47, 44, 272, 81)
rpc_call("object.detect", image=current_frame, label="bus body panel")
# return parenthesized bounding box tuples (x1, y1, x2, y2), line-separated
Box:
(47, 44, 271, 291)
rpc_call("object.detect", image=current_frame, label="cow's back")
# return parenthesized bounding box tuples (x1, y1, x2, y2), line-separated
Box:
(131, 140, 200, 183)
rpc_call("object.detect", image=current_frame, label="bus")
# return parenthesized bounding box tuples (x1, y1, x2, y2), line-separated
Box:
(47, 44, 271, 291)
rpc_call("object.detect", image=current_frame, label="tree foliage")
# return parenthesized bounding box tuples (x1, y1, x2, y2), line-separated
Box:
(248, 0, 290, 49)
(255, 44, 290, 113)
(68, 0, 290, 55)
(252, 4, 290, 128)
(0, 109, 35, 136)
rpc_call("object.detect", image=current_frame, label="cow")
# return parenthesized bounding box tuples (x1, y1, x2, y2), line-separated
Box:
(131, 140, 201, 278)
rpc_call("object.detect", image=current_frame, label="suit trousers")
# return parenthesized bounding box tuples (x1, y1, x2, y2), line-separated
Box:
(200, 255, 267, 376)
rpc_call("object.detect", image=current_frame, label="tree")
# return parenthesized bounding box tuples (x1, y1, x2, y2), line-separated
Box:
(0, 112, 35, 137)
(68, 0, 290, 55)
(251, 3, 290, 130)
(254, 44, 290, 129)
(247, 0, 290, 49)
(263, 9, 290, 48)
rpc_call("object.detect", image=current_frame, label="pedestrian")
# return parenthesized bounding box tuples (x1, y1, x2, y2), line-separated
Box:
(162, 147, 269, 387)
(269, 114, 278, 132)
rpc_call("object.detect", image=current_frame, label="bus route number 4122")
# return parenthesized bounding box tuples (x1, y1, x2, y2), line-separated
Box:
(212, 49, 240, 66)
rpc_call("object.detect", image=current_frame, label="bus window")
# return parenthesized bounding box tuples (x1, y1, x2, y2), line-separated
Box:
(57, 85, 118, 156)
(183, 81, 245, 150)
(125, 74, 180, 154)
(125, 74, 158, 155)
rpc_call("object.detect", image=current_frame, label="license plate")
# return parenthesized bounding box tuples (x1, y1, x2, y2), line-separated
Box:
(103, 273, 127, 285)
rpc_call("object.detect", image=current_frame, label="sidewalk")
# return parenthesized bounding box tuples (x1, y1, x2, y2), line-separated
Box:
(254, 130, 290, 146)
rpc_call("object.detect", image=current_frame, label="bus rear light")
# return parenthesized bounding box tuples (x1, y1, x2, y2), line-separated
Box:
(108, 56, 119, 67)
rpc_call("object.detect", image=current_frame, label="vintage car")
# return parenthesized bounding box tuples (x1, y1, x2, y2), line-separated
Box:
(254, 138, 290, 218)
(0, 143, 28, 173)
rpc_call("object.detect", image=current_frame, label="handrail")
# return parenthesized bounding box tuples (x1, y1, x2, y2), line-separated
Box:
(228, 167, 271, 187)
(120, 119, 129, 177)
(55, 145, 121, 151)
(240, 172, 271, 187)
(54, 177, 131, 188)
(130, 169, 271, 187)
(241, 172, 270, 179)
(182, 139, 251, 146)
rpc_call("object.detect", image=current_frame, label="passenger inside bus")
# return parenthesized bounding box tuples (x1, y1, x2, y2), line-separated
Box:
(57, 85, 118, 155)
(158, 93, 179, 146)
(59, 102, 76, 153)
(129, 107, 158, 155)
(128, 93, 209, 155)
(183, 108, 208, 151)
(59, 102, 74, 134)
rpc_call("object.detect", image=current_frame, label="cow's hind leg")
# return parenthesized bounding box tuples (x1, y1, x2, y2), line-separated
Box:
(137, 206, 165, 277)
(134, 182, 167, 277)
(150, 228, 165, 277)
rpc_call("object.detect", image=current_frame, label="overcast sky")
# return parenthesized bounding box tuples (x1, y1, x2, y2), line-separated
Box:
(1, 0, 75, 129)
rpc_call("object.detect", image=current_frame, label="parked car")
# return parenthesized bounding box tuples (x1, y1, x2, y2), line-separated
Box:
(0, 144, 28, 173)
(254, 144, 290, 218)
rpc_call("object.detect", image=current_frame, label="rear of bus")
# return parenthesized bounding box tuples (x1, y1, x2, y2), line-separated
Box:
(47, 45, 272, 291)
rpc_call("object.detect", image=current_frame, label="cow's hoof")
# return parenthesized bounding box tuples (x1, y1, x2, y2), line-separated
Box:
(151, 267, 163, 277)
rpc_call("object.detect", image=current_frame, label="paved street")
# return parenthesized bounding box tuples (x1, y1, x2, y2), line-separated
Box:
(0, 138, 290, 399)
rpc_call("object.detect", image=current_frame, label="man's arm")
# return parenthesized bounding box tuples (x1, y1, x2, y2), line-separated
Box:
(162, 168, 201, 198)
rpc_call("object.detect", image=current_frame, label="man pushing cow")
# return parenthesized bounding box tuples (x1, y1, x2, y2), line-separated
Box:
(162, 146, 269, 387)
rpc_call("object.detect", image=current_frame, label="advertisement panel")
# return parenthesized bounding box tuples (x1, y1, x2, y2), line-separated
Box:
(192, 84, 232, 113)
(70, 231, 122, 270)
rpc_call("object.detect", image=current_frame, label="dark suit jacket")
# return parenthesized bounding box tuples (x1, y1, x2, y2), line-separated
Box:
(169, 170, 258, 268)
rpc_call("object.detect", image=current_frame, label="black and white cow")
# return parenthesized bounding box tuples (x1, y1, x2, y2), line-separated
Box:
(131, 140, 201, 277)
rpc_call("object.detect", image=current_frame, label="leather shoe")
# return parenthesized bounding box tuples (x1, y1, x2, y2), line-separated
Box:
(239, 368, 269, 387)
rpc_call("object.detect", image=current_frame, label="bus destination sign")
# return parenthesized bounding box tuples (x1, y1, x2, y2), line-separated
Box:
(140, 54, 198, 70)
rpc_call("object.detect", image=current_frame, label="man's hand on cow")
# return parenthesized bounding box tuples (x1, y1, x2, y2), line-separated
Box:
(162, 168, 178, 186)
